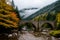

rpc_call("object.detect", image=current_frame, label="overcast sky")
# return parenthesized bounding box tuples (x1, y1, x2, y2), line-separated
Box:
(13, 0, 57, 10)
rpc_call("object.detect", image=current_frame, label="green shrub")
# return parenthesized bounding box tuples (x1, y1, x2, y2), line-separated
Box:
(50, 30, 60, 38)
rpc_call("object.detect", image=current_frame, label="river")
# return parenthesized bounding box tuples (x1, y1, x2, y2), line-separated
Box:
(18, 31, 60, 40)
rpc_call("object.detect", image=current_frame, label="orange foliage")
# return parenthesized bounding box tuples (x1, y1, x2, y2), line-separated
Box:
(0, 0, 19, 28)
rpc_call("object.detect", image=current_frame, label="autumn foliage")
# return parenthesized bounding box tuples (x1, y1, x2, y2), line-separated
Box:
(0, 0, 19, 28)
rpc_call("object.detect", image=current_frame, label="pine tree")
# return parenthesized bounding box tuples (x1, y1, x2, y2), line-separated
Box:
(11, 0, 15, 7)
(0, 0, 19, 28)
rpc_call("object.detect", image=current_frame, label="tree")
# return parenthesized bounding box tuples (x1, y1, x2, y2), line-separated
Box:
(14, 6, 21, 19)
(46, 11, 56, 21)
(0, 0, 19, 33)
(55, 12, 60, 29)
(49, 12, 60, 37)
(32, 12, 48, 21)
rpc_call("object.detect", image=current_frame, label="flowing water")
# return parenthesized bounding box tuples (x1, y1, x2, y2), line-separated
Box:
(0, 31, 59, 40)
(18, 31, 60, 40)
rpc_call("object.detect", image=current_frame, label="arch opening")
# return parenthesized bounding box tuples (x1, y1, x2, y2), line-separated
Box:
(25, 22, 36, 31)
(18, 22, 36, 31)
(41, 23, 53, 30)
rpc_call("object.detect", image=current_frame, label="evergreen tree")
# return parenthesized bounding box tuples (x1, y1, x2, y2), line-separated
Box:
(15, 6, 21, 19)
(11, 0, 15, 7)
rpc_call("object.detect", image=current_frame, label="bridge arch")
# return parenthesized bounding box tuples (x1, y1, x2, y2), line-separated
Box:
(41, 22, 54, 30)
(19, 22, 36, 31)
(25, 22, 36, 31)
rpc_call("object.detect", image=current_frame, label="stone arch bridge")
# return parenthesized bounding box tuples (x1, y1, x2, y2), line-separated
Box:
(19, 21, 55, 30)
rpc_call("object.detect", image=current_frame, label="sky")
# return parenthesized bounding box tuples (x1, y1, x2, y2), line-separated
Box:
(13, 0, 57, 10)
(10, 0, 57, 19)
